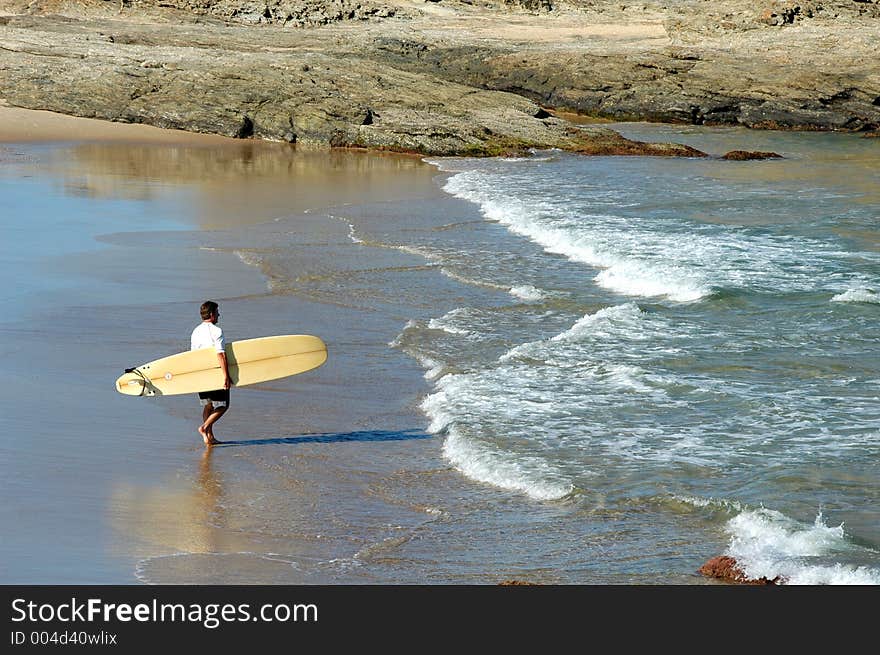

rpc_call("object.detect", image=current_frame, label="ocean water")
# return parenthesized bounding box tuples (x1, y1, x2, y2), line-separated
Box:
(335, 124, 880, 584)
(2, 124, 878, 585)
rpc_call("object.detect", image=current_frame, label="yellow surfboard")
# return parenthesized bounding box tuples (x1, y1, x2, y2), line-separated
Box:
(115, 334, 327, 396)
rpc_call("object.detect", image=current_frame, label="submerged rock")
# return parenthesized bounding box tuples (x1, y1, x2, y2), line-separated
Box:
(498, 580, 540, 585)
(722, 150, 784, 160)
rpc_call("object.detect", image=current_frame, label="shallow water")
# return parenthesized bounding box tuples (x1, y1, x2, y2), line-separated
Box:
(2, 124, 878, 585)
(337, 124, 880, 584)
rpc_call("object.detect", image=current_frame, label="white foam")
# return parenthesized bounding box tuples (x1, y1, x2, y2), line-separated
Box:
(426, 306, 509, 341)
(551, 303, 646, 342)
(441, 426, 574, 501)
(831, 287, 879, 304)
(675, 496, 880, 584)
(440, 267, 508, 291)
(782, 563, 880, 585)
(414, 306, 682, 500)
(509, 284, 547, 302)
(725, 508, 880, 585)
(501, 303, 655, 363)
(346, 222, 364, 244)
(428, 314, 473, 337)
(323, 557, 363, 572)
(438, 162, 852, 303)
(233, 249, 262, 267)
(396, 244, 440, 261)
(594, 263, 706, 303)
(468, 307, 662, 387)
(420, 373, 574, 501)
(408, 349, 445, 381)
(388, 320, 418, 348)
(443, 173, 712, 301)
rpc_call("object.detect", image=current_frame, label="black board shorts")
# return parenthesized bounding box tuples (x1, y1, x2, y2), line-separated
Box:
(198, 388, 230, 407)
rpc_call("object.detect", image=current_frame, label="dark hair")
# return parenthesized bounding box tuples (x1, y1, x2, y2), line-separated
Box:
(200, 301, 219, 321)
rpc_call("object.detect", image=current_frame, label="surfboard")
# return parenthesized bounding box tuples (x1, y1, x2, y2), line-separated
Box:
(115, 334, 327, 396)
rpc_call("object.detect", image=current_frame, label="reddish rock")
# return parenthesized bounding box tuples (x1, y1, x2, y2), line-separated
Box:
(498, 580, 540, 585)
(758, 9, 783, 26)
(698, 555, 784, 585)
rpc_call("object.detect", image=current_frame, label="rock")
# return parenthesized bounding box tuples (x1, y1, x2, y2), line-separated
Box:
(0, 12, 711, 157)
(359, 3, 880, 133)
(498, 580, 540, 585)
(757, 2, 814, 26)
(151, 0, 405, 27)
(722, 150, 784, 160)
(569, 129, 708, 157)
(501, 0, 553, 10)
(698, 556, 784, 585)
(0, 0, 877, 153)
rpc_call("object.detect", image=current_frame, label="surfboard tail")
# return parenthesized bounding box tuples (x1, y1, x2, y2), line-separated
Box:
(116, 369, 160, 396)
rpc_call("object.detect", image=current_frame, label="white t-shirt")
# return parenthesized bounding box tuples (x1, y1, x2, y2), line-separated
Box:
(191, 321, 225, 353)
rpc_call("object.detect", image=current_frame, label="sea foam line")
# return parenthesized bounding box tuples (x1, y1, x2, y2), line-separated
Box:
(437, 163, 860, 303)
(420, 371, 575, 501)
(337, 209, 550, 301)
(441, 171, 711, 302)
(440, 427, 574, 501)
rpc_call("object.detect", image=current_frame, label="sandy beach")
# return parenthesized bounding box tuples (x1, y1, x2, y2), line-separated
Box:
(0, 105, 237, 144)
(0, 107, 459, 583)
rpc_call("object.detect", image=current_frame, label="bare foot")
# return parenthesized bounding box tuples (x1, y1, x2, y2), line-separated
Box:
(198, 425, 219, 446)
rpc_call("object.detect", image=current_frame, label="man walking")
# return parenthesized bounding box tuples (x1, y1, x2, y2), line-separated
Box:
(191, 300, 233, 446)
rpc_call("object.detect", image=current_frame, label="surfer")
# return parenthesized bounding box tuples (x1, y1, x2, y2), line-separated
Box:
(191, 300, 233, 446)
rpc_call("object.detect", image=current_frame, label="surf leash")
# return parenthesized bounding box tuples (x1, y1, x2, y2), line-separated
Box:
(124, 367, 150, 396)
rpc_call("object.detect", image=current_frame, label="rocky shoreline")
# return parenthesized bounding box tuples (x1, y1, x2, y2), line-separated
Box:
(1, 0, 877, 155)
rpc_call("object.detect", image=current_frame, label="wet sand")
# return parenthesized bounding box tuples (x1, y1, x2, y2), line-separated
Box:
(0, 108, 462, 583)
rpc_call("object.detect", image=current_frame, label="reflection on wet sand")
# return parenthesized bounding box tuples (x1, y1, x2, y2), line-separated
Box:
(109, 449, 234, 557)
(33, 142, 437, 228)
(109, 430, 433, 583)
(110, 448, 308, 584)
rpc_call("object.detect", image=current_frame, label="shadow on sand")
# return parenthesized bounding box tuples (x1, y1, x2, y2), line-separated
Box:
(212, 428, 433, 448)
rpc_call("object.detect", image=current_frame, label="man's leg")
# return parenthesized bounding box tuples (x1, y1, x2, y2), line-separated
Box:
(198, 400, 223, 446)
(202, 406, 226, 441)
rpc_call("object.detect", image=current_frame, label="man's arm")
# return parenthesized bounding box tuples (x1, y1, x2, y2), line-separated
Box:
(217, 351, 233, 389)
